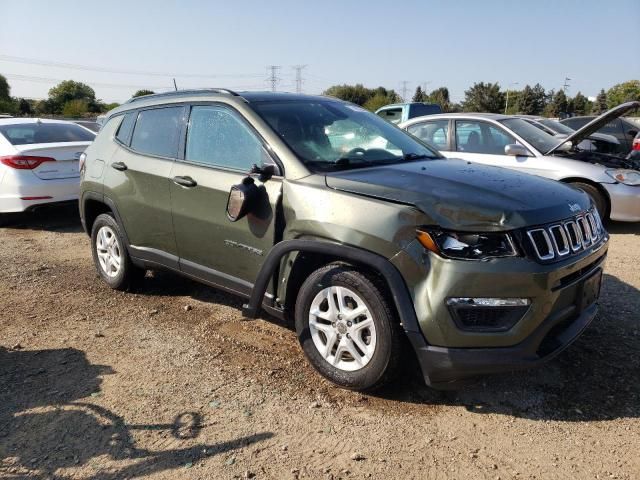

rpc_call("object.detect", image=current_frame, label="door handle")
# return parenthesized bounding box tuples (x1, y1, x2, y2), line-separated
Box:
(172, 176, 197, 188)
(111, 161, 128, 171)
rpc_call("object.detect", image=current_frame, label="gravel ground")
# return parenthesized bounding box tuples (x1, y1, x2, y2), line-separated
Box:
(0, 205, 638, 480)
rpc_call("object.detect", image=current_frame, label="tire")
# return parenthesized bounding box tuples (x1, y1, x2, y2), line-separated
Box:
(294, 264, 403, 391)
(571, 182, 608, 220)
(91, 213, 145, 291)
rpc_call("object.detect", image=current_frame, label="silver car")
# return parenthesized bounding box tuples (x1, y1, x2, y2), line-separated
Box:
(399, 102, 640, 222)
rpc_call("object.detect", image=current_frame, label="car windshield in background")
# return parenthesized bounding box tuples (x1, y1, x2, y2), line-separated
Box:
(499, 118, 561, 154)
(0, 123, 95, 145)
(252, 100, 441, 171)
(538, 118, 575, 135)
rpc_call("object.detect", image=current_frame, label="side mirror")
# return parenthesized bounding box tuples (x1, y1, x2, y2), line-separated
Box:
(226, 177, 259, 222)
(250, 163, 278, 182)
(504, 144, 530, 157)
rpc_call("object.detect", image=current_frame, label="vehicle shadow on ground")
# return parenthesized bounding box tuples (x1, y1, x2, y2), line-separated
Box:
(0, 347, 273, 479)
(373, 273, 640, 422)
(2, 203, 83, 234)
(604, 220, 640, 235)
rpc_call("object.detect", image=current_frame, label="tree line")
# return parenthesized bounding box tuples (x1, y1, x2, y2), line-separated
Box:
(1, 72, 638, 119)
(0, 74, 156, 118)
(323, 80, 640, 117)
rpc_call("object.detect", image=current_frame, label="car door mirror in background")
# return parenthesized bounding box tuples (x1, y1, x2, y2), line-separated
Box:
(226, 176, 260, 222)
(504, 144, 530, 157)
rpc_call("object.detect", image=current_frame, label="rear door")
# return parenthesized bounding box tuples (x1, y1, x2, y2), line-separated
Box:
(170, 103, 281, 292)
(103, 105, 184, 267)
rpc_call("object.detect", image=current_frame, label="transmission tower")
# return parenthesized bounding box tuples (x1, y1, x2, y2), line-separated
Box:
(563, 76, 571, 93)
(401, 81, 409, 102)
(292, 65, 308, 93)
(266, 66, 282, 92)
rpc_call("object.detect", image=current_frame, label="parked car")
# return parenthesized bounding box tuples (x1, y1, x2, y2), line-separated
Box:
(400, 102, 640, 222)
(80, 89, 608, 391)
(72, 120, 101, 133)
(0, 118, 95, 224)
(375, 102, 442, 124)
(516, 115, 620, 155)
(561, 113, 639, 154)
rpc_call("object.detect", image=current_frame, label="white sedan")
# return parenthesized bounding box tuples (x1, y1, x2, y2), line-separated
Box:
(0, 118, 95, 224)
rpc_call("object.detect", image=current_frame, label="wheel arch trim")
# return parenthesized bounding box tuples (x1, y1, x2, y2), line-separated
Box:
(242, 239, 421, 334)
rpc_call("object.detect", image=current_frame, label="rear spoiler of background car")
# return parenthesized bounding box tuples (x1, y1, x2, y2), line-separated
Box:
(545, 101, 640, 156)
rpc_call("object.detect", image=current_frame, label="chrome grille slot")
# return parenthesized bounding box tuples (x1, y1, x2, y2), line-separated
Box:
(527, 229, 555, 260)
(527, 209, 605, 262)
(549, 225, 570, 256)
(564, 221, 583, 252)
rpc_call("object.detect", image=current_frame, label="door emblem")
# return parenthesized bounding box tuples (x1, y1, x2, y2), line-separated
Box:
(224, 240, 263, 256)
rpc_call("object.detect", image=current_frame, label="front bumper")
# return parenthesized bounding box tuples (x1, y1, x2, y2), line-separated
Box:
(392, 233, 608, 387)
(603, 182, 640, 222)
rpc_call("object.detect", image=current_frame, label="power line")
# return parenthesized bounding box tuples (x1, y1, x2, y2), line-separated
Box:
(266, 66, 281, 92)
(0, 54, 264, 79)
(292, 65, 307, 93)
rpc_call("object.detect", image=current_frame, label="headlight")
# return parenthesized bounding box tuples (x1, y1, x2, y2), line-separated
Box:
(417, 229, 518, 260)
(605, 169, 640, 186)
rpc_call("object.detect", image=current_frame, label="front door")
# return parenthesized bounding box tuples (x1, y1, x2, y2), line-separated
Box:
(169, 104, 281, 294)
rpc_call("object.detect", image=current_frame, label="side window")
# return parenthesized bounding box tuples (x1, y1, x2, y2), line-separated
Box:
(115, 112, 136, 145)
(185, 105, 269, 170)
(377, 108, 402, 124)
(455, 120, 515, 155)
(130, 107, 183, 158)
(407, 120, 449, 150)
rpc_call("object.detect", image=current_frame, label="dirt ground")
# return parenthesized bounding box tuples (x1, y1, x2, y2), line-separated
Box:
(0, 204, 638, 480)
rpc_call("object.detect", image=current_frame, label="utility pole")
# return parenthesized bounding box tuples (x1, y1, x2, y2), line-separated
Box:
(292, 65, 307, 93)
(266, 66, 281, 92)
(172, 78, 178, 91)
(504, 81, 519, 114)
(563, 77, 571, 93)
(401, 81, 409, 102)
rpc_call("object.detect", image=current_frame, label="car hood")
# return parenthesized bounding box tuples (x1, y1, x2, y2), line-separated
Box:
(324, 159, 591, 231)
(546, 101, 640, 155)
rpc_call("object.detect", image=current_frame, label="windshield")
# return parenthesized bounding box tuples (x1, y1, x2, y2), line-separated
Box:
(499, 118, 562, 154)
(251, 100, 441, 171)
(0, 122, 95, 145)
(538, 118, 575, 135)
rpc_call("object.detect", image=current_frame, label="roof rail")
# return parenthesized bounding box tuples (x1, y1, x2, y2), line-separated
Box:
(124, 88, 241, 104)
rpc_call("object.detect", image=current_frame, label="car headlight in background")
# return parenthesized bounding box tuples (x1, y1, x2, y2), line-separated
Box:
(416, 229, 518, 260)
(605, 169, 640, 186)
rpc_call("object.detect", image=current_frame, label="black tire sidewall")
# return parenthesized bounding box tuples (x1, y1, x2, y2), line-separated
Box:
(295, 265, 396, 390)
(572, 182, 607, 220)
(91, 213, 131, 290)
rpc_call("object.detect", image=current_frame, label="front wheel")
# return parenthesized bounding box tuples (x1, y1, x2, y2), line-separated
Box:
(571, 182, 608, 220)
(91, 213, 145, 291)
(294, 264, 403, 391)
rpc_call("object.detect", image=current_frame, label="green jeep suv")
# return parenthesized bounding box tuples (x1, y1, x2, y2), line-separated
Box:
(79, 90, 609, 390)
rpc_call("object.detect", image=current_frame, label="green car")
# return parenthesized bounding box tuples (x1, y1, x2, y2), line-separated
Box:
(79, 90, 609, 391)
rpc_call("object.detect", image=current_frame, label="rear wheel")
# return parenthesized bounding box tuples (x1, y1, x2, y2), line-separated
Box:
(91, 213, 145, 291)
(294, 264, 403, 391)
(571, 182, 608, 220)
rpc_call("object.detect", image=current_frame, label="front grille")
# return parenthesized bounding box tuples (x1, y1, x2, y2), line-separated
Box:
(526, 209, 605, 262)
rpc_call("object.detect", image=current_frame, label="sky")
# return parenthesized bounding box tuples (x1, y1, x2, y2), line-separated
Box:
(1, 0, 639, 103)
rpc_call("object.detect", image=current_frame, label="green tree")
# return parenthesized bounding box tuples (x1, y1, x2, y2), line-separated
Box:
(323, 84, 372, 106)
(62, 99, 89, 117)
(0, 74, 10, 100)
(462, 82, 505, 113)
(572, 92, 588, 116)
(545, 90, 569, 117)
(595, 89, 608, 114)
(363, 93, 393, 112)
(412, 86, 426, 102)
(427, 87, 450, 112)
(606, 80, 640, 109)
(516, 85, 536, 114)
(103, 102, 121, 111)
(531, 83, 547, 115)
(132, 89, 155, 98)
(48, 80, 96, 114)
